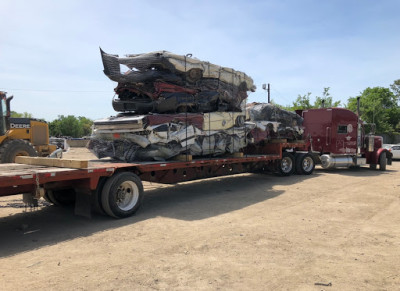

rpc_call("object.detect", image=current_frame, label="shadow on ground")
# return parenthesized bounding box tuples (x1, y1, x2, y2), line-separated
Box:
(0, 172, 317, 258)
(314, 165, 395, 176)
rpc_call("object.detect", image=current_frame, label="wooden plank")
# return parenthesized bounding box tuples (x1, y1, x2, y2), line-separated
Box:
(15, 156, 89, 169)
(173, 155, 193, 162)
(270, 139, 287, 143)
(228, 152, 244, 158)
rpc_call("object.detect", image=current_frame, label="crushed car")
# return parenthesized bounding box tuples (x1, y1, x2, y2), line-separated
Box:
(100, 49, 256, 114)
(89, 49, 303, 162)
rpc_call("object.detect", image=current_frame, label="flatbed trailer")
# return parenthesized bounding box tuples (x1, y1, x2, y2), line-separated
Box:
(0, 141, 312, 218)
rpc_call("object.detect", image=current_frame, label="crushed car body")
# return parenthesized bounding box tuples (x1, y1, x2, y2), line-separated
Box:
(89, 49, 303, 162)
(100, 48, 255, 114)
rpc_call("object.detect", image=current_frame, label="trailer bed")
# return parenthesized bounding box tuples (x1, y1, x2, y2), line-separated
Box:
(0, 140, 311, 218)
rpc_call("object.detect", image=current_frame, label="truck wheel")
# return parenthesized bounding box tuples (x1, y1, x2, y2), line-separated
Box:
(379, 152, 387, 171)
(0, 139, 38, 163)
(278, 152, 295, 176)
(101, 172, 144, 218)
(295, 153, 315, 175)
(46, 189, 76, 206)
(369, 164, 377, 170)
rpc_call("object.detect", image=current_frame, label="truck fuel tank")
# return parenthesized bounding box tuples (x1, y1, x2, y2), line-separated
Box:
(320, 154, 353, 169)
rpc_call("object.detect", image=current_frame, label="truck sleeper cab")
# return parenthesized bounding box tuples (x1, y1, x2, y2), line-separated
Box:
(300, 107, 392, 170)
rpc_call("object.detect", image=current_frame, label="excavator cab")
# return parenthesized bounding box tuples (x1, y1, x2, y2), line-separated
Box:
(0, 92, 12, 137)
(0, 94, 6, 136)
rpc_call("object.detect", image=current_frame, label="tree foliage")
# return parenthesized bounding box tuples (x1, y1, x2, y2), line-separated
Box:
(10, 111, 33, 118)
(347, 86, 400, 133)
(314, 87, 341, 109)
(390, 79, 400, 100)
(287, 87, 341, 111)
(49, 115, 93, 138)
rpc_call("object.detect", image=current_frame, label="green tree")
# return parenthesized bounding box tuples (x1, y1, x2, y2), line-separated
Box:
(290, 92, 312, 110)
(49, 118, 62, 137)
(314, 87, 341, 108)
(287, 88, 341, 110)
(49, 115, 93, 137)
(390, 79, 400, 100)
(347, 87, 400, 133)
(10, 111, 33, 118)
(78, 116, 93, 137)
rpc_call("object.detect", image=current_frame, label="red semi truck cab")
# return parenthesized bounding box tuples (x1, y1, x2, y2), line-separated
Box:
(297, 107, 392, 170)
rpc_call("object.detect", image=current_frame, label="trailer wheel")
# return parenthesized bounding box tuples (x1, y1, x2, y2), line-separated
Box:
(278, 152, 295, 176)
(101, 172, 144, 218)
(295, 153, 315, 175)
(45, 189, 76, 206)
(379, 152, 387, 171)
(43, 191, 54, 204)
(91, 178, 107, 215)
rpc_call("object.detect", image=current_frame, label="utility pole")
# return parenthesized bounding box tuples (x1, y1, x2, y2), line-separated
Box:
(262, 83, 271, 103)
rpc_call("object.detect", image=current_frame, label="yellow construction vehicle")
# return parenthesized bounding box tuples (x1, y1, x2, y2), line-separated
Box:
(0, 91, 57, 162)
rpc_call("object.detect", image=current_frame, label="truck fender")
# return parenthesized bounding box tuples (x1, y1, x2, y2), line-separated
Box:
(370, 148, 392, 165)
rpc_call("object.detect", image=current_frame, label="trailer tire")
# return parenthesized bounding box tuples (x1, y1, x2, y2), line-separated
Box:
(46, 189, 76, 206)
(379, 152, 387, 171)
(295, 153, 315, 175)
(43, 191, 54, 204)
(91, 178, 107, 215)
(101, 172, 144, 218)
(278, 152, 295, 176)
(0, 139, 38, 163)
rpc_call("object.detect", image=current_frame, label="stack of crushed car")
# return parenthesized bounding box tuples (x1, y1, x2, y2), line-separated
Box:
(88, 49, 303, 162)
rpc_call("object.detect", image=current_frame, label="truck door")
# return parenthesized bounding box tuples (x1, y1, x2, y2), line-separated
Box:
(335, 124, 356, 154)
(325, 127, 331, 147)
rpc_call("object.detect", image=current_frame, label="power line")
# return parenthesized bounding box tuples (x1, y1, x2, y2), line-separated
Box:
(0, 88, 110, 93)
(271, 87, 292, 105)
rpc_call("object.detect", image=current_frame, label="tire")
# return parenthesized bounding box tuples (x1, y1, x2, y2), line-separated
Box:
(101, 172, 144, 218)
(379, 152, 387, 171)
(91, 178, 107, 215)
(295, 153, 315, 175)
(369, 163, 377, 170)
(278, 152, 295, 176)
(0, 139, 38, 163)
(46, 189, 76, 206)
(43, 191, 54, 204)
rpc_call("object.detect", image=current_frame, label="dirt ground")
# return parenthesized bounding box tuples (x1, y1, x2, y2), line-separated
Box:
(0, 148, 399, 290)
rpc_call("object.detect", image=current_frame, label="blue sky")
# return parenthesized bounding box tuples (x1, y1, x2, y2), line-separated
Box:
(1, 0, 399, 121)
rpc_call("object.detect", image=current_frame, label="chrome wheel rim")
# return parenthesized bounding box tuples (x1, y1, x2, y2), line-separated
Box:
(281, 157, 293, 173)
(116, 181, 139, 211)
(302, 156, 314, 172)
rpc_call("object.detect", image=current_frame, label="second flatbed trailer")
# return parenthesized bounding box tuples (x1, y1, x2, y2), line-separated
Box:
(0, 141, 313, 218)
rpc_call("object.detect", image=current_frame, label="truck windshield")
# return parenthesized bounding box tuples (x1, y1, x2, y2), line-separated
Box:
(0, 98, 6, 135)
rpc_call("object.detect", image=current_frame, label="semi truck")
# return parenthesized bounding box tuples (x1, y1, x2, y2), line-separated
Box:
(0, 104, 392, 219)
(297, 98, 391, 170)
